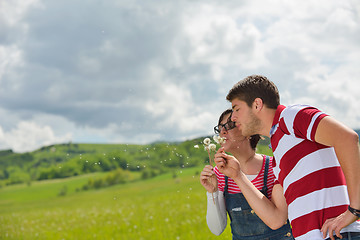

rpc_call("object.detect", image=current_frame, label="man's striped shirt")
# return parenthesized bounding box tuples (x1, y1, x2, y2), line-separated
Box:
(270, 104, 360, 239)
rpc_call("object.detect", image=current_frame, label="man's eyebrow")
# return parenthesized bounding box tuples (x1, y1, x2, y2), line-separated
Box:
(231, 104, 237, 110)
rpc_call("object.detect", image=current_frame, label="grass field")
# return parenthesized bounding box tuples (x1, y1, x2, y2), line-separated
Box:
(0, 166, 232, 240)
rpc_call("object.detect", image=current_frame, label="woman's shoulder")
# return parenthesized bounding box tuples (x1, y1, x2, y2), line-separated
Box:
(259, 155, 276, 177)
(261, 155, 274, 166)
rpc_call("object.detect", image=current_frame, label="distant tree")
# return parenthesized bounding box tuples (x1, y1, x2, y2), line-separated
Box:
(6, 166, 30, 185)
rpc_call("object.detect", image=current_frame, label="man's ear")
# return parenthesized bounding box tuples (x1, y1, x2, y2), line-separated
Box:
(253, 98, 264, 112)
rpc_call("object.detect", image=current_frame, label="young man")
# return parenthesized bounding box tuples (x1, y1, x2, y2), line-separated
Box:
(218, 75, 360, 240)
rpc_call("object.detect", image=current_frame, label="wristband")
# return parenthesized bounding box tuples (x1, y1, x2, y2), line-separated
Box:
(348, 206, 360, 218)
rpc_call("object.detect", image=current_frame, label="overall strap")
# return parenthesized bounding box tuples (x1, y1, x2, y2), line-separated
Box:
(224, 176, 229, 195)
(261, 156, 270, 198)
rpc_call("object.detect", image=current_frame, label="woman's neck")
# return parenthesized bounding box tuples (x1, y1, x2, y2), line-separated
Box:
(232, 149, 262, 175)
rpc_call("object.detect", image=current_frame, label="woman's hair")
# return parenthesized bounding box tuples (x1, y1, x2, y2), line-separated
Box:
(218, 108, 261, 150)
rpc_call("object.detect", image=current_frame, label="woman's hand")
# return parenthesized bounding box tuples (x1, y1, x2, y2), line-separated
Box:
(200, 165, 218, 193)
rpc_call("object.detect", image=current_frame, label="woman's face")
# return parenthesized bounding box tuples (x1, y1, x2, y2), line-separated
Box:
(219, 113, 248, 152)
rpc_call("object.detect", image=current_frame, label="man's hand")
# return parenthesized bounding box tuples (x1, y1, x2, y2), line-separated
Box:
(321, 210, 358, 239)
(214, 147, 241, 179)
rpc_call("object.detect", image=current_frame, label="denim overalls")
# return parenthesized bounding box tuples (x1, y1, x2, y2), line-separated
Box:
(224, 156, 294, 240)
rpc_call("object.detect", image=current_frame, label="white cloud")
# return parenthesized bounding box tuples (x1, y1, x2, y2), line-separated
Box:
(0, 0, 359, 152)
(0, 121, 72, 153)
(0, 45, 24, 86)
(0, 0, 42, 27)
(182, 5, 266, 69)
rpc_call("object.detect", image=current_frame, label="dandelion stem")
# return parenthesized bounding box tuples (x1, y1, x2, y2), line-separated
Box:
(207, 150, 212, 166)
(206, 149, 215, 204)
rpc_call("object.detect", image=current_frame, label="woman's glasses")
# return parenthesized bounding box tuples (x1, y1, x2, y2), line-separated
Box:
(214, 121, 236, 134)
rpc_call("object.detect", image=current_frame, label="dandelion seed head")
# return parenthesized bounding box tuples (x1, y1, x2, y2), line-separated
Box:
(203, 138, 211, 145)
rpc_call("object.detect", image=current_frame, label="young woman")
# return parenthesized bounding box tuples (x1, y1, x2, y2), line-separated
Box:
(200, 109, 294, 240)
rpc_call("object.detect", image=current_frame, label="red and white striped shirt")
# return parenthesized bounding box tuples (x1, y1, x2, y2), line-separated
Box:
(270, 104, 360, 239)
(214, 155, 276, 200)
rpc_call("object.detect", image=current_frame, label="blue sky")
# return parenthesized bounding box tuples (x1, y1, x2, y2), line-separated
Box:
(1, 0, 359, 152)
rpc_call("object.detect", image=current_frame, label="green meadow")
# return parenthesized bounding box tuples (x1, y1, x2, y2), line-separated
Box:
(0, 166, 232, 240)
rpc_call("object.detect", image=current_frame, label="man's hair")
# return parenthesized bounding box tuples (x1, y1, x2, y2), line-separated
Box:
(226, 75, 280, 109)
(218, 109, 260, 150)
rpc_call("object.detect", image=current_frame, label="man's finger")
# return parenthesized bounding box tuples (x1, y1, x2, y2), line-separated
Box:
(321, 220, 329, 239)
(216, 147, 224, 154)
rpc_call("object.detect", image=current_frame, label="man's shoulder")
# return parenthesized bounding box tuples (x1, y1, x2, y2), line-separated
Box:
(283, 104, 314, 112)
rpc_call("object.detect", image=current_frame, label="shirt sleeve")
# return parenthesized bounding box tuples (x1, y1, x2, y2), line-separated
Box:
(206, 190, 227, 235)
(214, 167, 225, 192)
(283, 105, 328, 141)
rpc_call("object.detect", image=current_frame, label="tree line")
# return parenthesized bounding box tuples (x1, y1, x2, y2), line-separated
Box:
(0, 138, 210, 187)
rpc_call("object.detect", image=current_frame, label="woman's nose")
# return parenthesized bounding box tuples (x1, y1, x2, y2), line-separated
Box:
(220, 128, 227, 136)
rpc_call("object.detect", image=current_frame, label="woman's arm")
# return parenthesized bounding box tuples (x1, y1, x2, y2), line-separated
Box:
(200, 165, 227, 235)
(206, 190, 227, 235)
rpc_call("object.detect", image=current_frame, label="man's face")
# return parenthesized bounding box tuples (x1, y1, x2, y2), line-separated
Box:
(231, 98, 261, 137)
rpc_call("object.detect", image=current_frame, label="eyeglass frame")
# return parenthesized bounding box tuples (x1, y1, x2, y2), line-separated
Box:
(214, 121, 237, 134)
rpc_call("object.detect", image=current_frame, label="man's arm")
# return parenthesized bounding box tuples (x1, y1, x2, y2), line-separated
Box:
(234, 174, 289, 230)
(315, 116, 360, 239)
(215, 149, 289, 229)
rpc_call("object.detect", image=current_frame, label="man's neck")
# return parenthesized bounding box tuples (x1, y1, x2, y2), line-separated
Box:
(259, 107, 277, 137)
